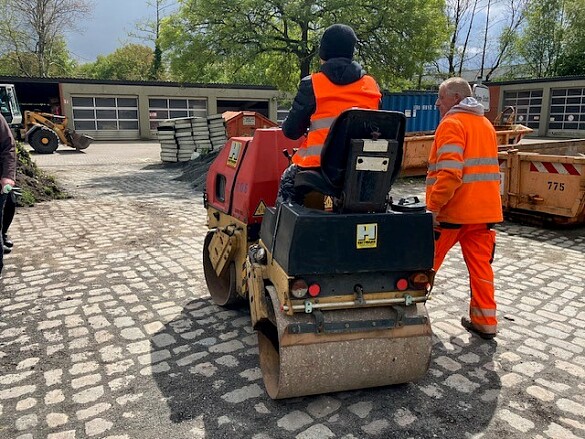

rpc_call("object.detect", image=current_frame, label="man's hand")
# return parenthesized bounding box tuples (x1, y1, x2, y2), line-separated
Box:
(1, 177, 15, 192)
(431, 211, 439, 227)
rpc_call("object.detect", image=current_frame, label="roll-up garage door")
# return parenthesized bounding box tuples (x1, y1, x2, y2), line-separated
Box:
(148, 98, 207, 133)
(71, 96, 140, 140)
(548, 87, 585, 137)
(502, 89, 542, 131)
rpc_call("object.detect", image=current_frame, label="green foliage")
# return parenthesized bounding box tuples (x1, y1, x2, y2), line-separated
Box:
(555, 0, 585, 76)
(18, 188, 37, 207)
(0, 0, 91, 77)
(75, 44, 156, 81)
(515, 0, 565, 77)
(511, 0, 585, 78)
(160, 0, 448, 91)
(556, 52, 585, 76)
(0, 37, 77, 77)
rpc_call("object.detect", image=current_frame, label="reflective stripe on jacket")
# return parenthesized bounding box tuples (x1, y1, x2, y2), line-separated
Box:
(426, 110, 503, 224)
(292, 72, 381, 168)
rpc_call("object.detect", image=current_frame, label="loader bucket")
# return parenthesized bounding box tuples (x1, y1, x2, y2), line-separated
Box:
(67, 129, 94, 150)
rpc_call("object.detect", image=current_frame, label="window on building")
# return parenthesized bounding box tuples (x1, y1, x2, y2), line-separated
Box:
(548, 87, 585, 133)
(148, 98, 207, 130)
(502, 89, 542, 130)
(71, 96, 139, 131)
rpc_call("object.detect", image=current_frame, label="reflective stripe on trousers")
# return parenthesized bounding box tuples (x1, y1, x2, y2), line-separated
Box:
(433, 223, 497, 334)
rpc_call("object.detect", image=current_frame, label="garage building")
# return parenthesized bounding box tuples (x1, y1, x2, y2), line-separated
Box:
(486, 75, 585, 138)
(0, 76, 281, 141)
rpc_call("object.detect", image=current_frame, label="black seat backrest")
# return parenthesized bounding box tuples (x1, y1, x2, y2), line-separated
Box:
(294, 109, 406, 212)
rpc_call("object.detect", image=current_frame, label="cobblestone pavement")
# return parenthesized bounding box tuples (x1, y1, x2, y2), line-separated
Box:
(1, 142, 584, 439)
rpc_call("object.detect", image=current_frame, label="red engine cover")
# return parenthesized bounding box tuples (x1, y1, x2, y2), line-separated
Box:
(206, 128, 304, 225)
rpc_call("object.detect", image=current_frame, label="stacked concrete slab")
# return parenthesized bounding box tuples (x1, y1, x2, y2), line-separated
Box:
(157, 114, 228, 163)
(175, 118, 196, 162)
(192, 117, 212, 154)
(208, 114, 228, 150)
(157, 120, 178, 162)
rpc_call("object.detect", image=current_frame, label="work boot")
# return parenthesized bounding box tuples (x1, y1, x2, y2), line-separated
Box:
(461, 317, 496, 340)
(2, 245, 10, 254)
(2, 235, 12, 248)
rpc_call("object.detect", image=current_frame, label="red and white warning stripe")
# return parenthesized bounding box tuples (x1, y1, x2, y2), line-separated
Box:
(529, 161, 582, 176)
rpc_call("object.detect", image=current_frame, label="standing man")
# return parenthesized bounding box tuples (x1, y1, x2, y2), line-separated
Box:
(426, 77, 503, 340)
(278, 23, 381, 202)
(0, 113, 16, 278)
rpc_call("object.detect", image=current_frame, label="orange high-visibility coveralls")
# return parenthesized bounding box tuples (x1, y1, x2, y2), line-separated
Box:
(292, 72, 381, 168)
(426, 100, 503, 336)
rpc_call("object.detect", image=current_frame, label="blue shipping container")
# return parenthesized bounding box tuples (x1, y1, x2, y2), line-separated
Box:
(381, 91, 440, 133)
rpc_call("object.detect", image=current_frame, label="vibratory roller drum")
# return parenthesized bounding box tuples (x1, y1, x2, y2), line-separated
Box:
(255, 287, 433, 399)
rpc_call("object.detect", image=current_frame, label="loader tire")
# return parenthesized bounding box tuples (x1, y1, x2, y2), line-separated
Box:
(29, 127, 59, 154)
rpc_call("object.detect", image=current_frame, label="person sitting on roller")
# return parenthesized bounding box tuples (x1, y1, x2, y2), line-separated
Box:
(278, 23, 382, 204)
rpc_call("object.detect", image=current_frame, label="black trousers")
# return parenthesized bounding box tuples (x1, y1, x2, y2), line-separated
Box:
(0, 192, 6, 274)
(3, 191, 15, 236)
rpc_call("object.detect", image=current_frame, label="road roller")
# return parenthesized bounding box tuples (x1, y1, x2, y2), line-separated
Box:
(204, 109, 435, 399)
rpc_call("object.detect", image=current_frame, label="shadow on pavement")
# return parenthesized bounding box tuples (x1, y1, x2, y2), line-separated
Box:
(151, 297, 501, 438)
(28, 148, 86, 155)
(82, 165, 197, 199)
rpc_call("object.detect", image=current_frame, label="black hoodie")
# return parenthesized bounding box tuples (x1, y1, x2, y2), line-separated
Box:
(282, 58, 380, 140)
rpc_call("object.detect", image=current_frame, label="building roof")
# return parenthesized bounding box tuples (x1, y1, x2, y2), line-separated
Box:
(0, 75, 277, 90)
(486, 75, 585, 86)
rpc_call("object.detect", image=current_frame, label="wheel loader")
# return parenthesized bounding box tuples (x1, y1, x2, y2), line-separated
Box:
(22, 111, 93, 154)
(203, 109, 435, 399)
(0, 84, 93, 154)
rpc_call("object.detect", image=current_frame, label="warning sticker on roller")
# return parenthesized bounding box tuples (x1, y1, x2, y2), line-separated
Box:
(227, 141, 242, 168)
(253, 200, 267, 217)
(356, 223, 378, 249)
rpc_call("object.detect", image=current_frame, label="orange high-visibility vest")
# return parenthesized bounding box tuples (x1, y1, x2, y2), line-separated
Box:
(292, 72, 381, 168)
(426, 112, 503, 224)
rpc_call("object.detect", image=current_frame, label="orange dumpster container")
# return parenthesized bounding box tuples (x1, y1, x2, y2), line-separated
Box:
(223, 111, 278, 138)
(401, 124, 533, 177)
(401, 132, 435, 177)
(498, 139, 585, 226)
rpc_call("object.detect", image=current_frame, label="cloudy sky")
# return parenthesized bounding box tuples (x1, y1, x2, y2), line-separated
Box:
(66, 0, 170, 62)
(65, 1, 505, 67)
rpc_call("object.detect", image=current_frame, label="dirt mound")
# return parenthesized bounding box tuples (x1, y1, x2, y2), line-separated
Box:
(174, 150, 220, 192)
(14, 142, 69, 206)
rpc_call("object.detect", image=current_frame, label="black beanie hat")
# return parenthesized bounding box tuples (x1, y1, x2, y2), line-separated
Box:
(318, 24, 357, 61)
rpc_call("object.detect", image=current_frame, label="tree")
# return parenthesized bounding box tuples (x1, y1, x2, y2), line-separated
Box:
(75, 44, 155, 81)
(442, 0, 481, 77)
(0, 36, 76, 76)
(555, 0, 585, 76)
(0, 0, 92, 77)
(515, 0, 565, 78)
(428, 0, 528, 81)
(129, 0, 175, 80)
(159, 0, 448, 91)
(480, 0, 529, 81)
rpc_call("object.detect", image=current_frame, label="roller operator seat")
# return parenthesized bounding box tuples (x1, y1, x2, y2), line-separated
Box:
(293, 109, 407, 213)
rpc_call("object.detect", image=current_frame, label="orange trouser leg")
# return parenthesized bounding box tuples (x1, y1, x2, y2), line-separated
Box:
(460, 224, 497, 334)
(433, 227, 460, 272)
